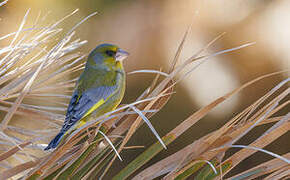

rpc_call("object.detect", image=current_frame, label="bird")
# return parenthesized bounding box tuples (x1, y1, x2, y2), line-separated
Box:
(44, 43, 129, 150)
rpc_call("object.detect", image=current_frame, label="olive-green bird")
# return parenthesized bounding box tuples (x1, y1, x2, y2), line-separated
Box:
(44, 43, 128, 150)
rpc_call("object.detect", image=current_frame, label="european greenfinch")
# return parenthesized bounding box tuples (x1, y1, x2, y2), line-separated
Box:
(44, 43, 129, 150)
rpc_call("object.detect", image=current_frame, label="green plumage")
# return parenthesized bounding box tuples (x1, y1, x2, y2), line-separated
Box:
(45, 43, 128, 150)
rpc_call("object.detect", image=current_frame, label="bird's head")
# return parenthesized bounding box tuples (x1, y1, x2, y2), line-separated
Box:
(87, 43, 129, 70)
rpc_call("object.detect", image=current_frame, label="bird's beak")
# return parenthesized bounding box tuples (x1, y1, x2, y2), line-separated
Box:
(115, 48, 129, 62)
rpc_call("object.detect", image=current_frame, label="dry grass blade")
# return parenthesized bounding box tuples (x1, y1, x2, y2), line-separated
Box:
(165, 159, 218, 180)
(0, 142, 31, 162)
(169, 23, 192, 72)
(0, 159, 42, 180)
(175, 42, 255, 85)
(0, 0, 8, 7)
(99, 131, 122, 161)
(263, 167, 290, 180)
(127, 69, 169, 77)
(228, 153, 290, 180)
(130, 105, 166, 149)
(226, 145, 290, 164)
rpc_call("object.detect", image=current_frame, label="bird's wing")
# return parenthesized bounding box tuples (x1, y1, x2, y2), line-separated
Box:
(61, 85, 117, 132)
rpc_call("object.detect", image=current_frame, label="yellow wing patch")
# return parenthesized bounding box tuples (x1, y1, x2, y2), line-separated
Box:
(83, 98, 105, 118)
(75, 119, 87, 129)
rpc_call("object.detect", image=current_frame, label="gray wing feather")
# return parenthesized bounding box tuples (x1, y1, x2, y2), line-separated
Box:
(61, 85, 117, 132)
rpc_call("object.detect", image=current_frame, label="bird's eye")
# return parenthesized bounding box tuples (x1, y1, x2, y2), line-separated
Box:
(105, 50, 115, 57)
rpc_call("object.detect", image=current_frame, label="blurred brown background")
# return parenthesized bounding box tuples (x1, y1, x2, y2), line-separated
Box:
(0, 0, 289, 178)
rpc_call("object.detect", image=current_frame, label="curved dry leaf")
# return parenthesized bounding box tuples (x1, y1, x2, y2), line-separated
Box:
(0, 141, 31, 162)
(228, 153, 290, 180)
(0, 159, 42, 179)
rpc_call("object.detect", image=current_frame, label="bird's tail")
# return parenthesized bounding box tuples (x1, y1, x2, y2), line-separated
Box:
(44, 132, 65, 151)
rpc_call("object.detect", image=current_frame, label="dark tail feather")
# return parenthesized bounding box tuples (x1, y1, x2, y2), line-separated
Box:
(44, 132, 64, 151)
